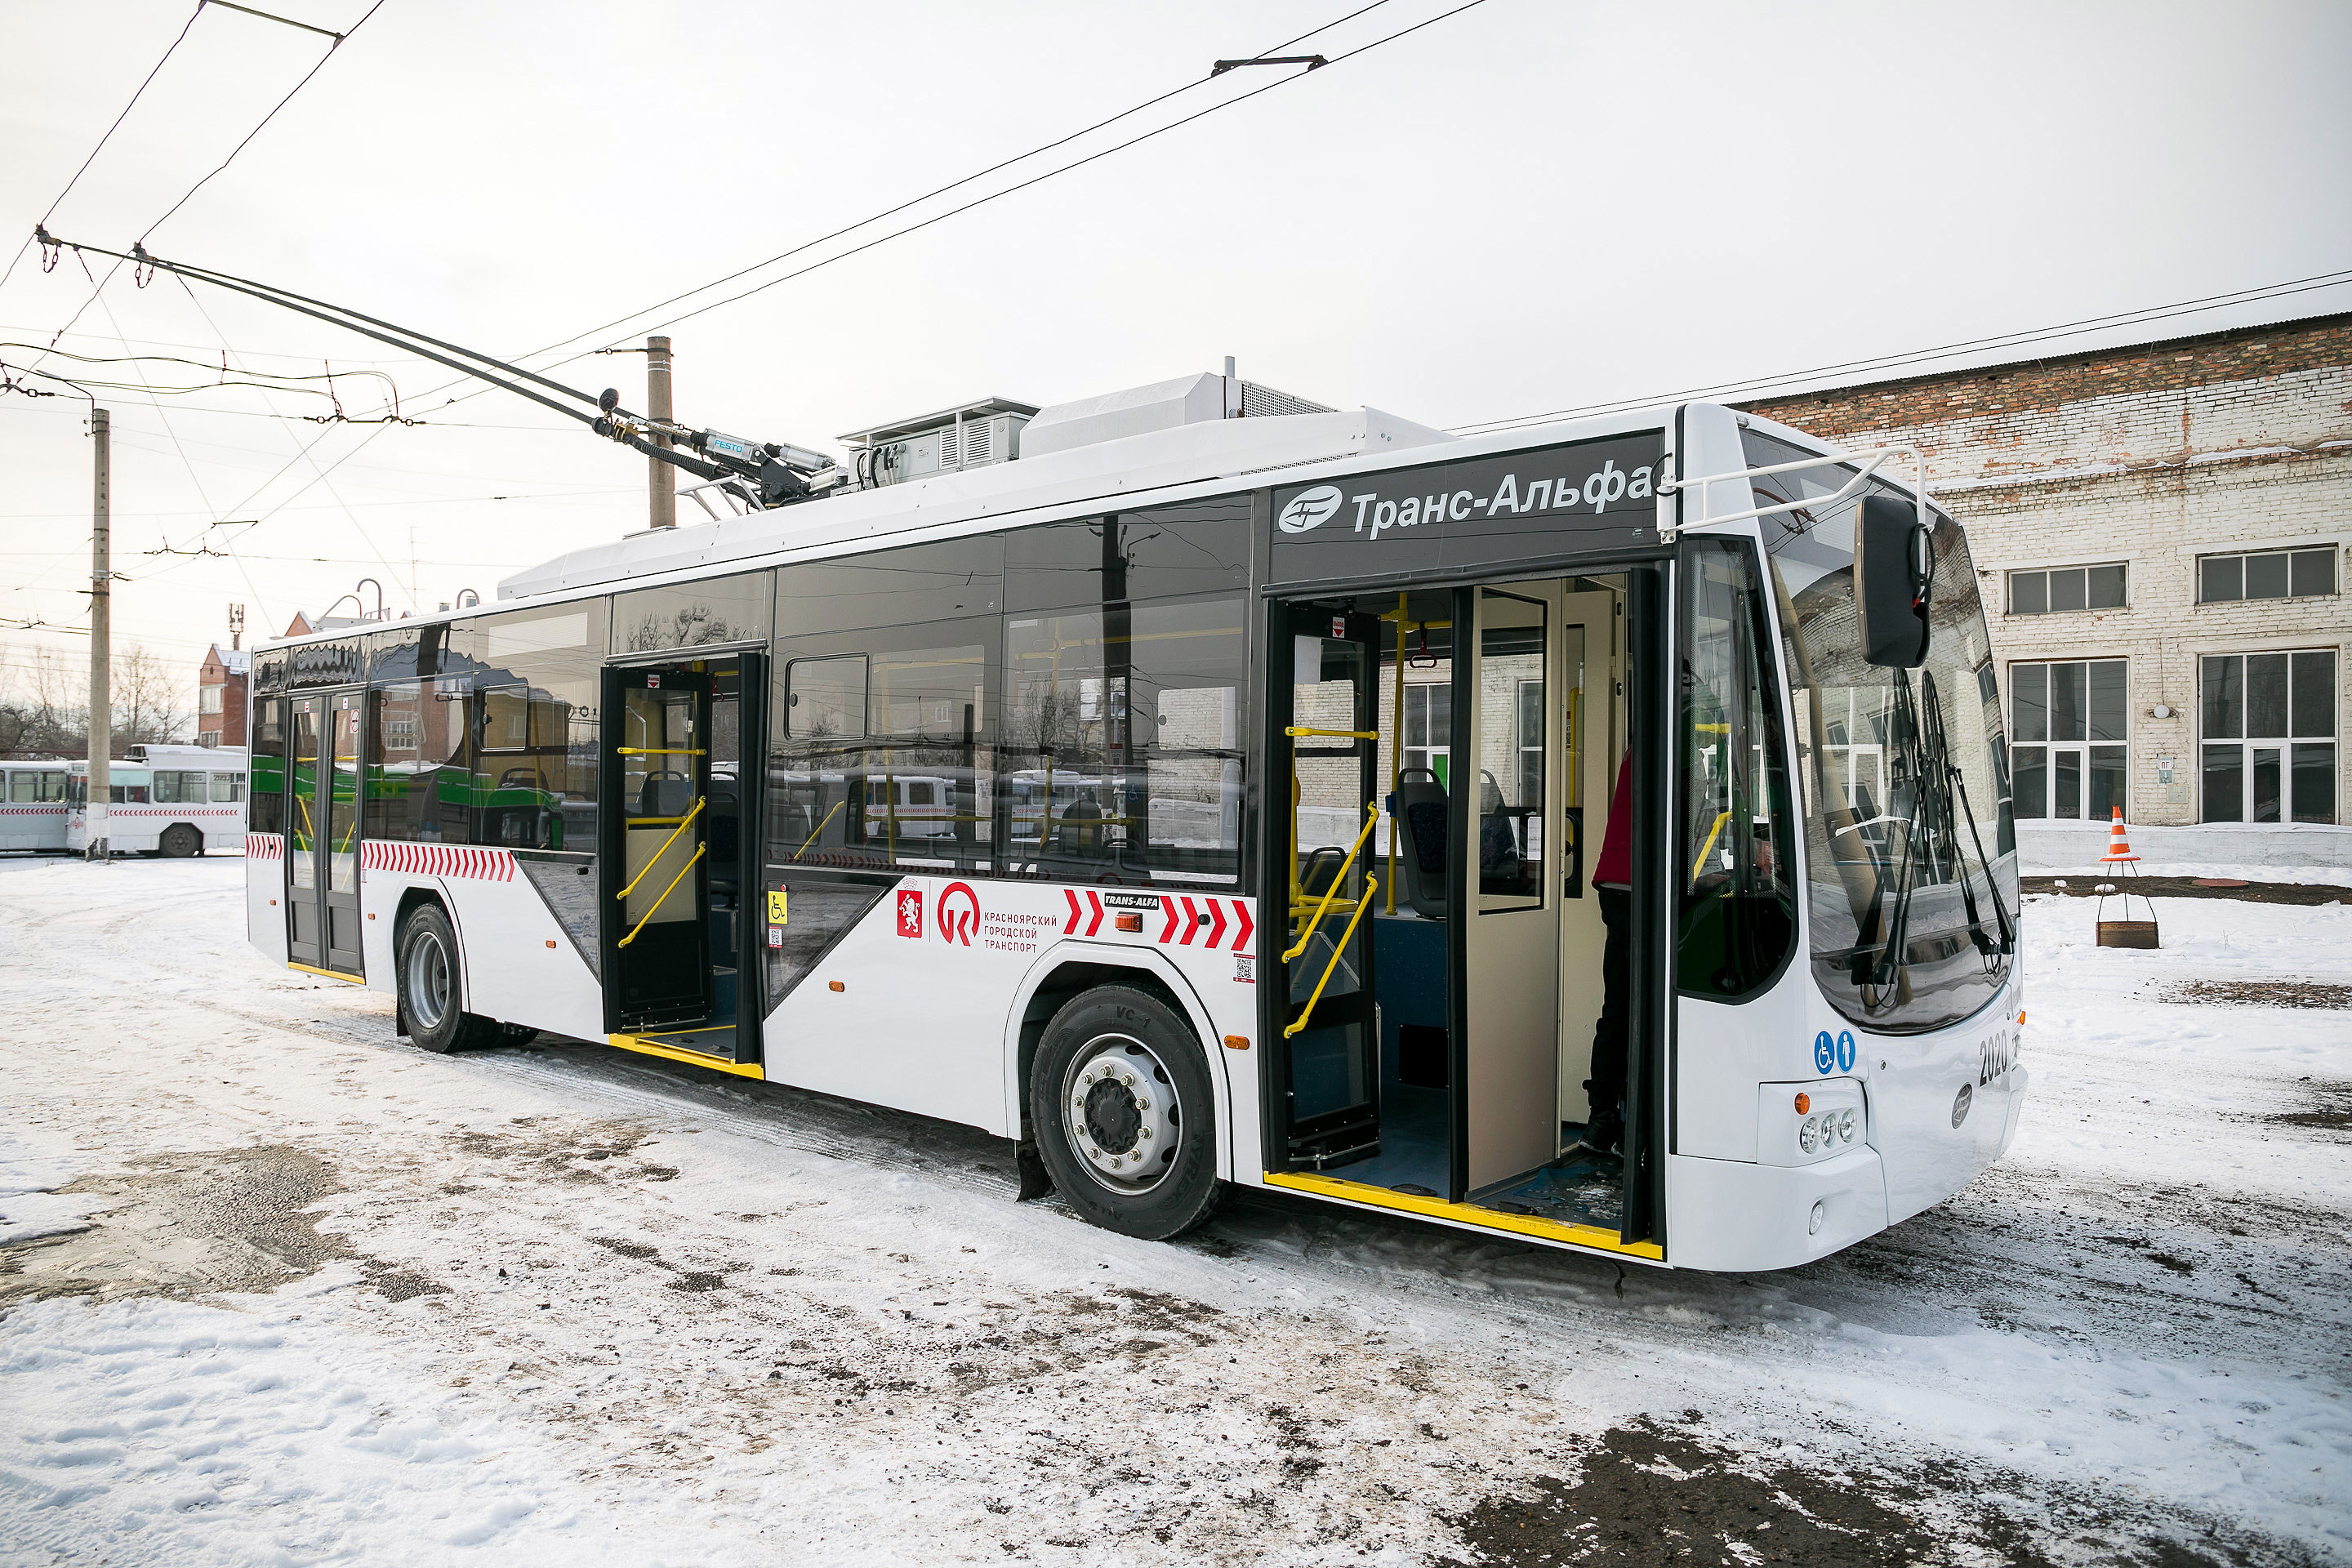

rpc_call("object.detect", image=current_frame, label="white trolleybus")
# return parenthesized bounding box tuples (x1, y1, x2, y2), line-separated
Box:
(240, 380, 2023, 1272)
(69, 744, 249, 857)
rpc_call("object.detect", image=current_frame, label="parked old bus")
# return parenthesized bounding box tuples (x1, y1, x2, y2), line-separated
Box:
(1, 760, 74, 853)
(239, 381, 2022, 1272)
(69, 745, 248, 856)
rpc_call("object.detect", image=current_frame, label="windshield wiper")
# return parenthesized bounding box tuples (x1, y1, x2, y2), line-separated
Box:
(1855, 670, 2011, 990)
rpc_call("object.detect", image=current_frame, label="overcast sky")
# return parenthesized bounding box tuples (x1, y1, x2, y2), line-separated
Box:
(2, 0, 2347, 691)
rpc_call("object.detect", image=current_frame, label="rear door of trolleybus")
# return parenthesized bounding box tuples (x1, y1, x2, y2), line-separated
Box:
(287, 688, 365, 976)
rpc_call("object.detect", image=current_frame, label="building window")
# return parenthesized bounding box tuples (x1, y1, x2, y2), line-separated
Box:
(199, 684, 225, 714)
(2198, 547, 2337, 604)
(2202, 651, 2336, 824)
(1401, 682, 1450, 786)
(2008, 564, 2127, 615)
(2010, 659, 2127, 821)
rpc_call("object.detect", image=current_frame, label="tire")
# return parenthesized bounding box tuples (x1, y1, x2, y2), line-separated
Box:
(158, 824, 201, 858)
(395, 904, 500, 1054)
(1027, 985, 1223, 1241)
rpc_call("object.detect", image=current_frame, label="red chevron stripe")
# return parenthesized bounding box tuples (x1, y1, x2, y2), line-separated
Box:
(1085, 889, 1104, 936)
(1229, 899, 1254, 951)
(1157, 896, 1179, 943)
(1203, 899, 1227, 948)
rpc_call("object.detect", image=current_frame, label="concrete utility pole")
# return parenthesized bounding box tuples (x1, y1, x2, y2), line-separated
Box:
(85, 408, 110, 863)
(647, 335, 675, 530)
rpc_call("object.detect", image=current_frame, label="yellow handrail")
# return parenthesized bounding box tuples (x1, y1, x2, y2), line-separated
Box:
(617, 796, 705, 901)
(1690, 808, 1731, 883)
(1283, 876, 1377, 1039)
(617, 844, 704, 947)
(792, 798, 844, 861)
(617, 746, 707, 756)
(1285, 725, 1378, 741)
(1282, 802, 1380, 963)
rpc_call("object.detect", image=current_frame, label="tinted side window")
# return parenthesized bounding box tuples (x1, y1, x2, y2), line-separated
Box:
(776, 537, 1003, 636)
(1001, 595, 1246, 886)
(1677, 539, 1797, 999)
(365, 680, 472, 844)
(251, 697, 287, 835)
(1004, 498, 1250, 612)
(615, 572, 771, 653)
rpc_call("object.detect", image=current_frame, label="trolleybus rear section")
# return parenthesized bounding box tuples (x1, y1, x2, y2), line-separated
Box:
(238, 391, 2020, 1272)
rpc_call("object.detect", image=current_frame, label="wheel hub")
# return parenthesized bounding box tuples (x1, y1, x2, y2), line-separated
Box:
(1063, 1035, 1181, 1194)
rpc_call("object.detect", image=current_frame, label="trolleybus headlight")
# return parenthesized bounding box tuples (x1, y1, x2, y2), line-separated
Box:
(1838, 1110, 1857, 1143)
(1799, 1117, 1820, 1154)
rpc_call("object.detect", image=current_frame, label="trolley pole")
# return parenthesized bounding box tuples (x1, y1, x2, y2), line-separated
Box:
(647, 335, 675, 530)
(86, 407, 111, 863)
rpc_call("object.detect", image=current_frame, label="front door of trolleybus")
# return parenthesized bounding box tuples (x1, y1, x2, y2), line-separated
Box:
(1263, 567, 1666, 1255)
(287, 688, 364, 977)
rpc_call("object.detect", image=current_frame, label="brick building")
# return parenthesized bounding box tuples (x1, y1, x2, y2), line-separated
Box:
(1741, 313, 2350, 870)
(196, 644, 250, 749)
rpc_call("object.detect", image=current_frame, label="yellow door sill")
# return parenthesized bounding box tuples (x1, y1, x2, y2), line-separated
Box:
(1263, 1170, 1664, 1260)
(608, 1032, 765, 1080)
(288, 960, 364, 984)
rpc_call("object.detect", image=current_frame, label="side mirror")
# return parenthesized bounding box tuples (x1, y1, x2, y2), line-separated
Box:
(598, 386, 620, 415)
(1855, 494, 1933, 667)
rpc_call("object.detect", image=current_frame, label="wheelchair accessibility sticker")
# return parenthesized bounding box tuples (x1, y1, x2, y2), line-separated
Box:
(1815, 1030, 1859, 1075)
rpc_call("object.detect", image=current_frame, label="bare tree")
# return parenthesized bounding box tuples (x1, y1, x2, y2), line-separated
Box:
(0, 652, 87, 758)
(110, 643, 193, 751)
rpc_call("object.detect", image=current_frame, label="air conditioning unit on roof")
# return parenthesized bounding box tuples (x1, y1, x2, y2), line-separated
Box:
(838, 396, 1039, 488)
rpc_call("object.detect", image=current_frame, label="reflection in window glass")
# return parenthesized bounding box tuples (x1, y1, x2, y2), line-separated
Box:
(614, 572, 771, 653)
(212, 772, 246, 804)
(364, 677, 470, 841)
(1678, 541, 1795, 996)
(1477, 598, 1545, 905)
(1003, 598, 1245, 885)
(773, 631, 994, 876)
(1749, 429, 2015, 1032)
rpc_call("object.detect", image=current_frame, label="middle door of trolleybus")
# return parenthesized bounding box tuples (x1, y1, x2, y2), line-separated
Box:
(287, 688, 365, 977)
(597, 654, 767, 1067)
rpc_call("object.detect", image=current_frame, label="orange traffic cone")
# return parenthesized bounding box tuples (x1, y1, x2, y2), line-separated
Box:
(2098, 805, 2138, 863)
(2094, 806, 2156, 947)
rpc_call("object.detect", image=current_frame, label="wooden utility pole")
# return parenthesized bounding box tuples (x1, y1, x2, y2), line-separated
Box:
(647, 335, 675, 530)
(86, 407, 110, 862)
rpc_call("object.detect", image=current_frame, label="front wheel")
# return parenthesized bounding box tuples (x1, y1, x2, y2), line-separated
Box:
(396, 904, 497, 1053)
(1028, 985, 1223, 1241)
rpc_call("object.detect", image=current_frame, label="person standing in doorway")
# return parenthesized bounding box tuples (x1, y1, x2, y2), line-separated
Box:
(1577, 749, 1633, 1157)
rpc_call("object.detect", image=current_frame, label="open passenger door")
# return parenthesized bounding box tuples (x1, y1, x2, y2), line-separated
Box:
(1269, 604, 1383, 1170)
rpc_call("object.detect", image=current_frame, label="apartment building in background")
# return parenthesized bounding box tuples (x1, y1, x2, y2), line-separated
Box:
(1741, 313, 2350, 869)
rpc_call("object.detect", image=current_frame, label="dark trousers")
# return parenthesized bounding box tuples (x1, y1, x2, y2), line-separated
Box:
(1584, 885, 1631, 1116)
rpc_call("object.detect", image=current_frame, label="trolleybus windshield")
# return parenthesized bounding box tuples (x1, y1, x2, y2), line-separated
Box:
(1745, 429, 2019, 1033)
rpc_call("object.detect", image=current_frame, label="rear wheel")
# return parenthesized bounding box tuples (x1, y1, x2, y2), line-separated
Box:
(1029, 985, 1223, 1241)
(396, 904, 499, 1054)
(158, 824, 200, 858)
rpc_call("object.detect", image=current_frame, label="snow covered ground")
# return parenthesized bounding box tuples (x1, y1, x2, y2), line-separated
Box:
(1, 858, 2345, 1566)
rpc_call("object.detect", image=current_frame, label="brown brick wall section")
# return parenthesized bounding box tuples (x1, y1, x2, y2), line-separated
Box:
(1737, 312, 2352, 437)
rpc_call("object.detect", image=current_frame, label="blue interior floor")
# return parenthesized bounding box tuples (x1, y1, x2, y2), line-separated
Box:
(1333, 1084, 1449, 1195)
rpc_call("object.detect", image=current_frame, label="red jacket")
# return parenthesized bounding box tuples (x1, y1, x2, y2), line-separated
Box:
(1593, 751, 1633, 889)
